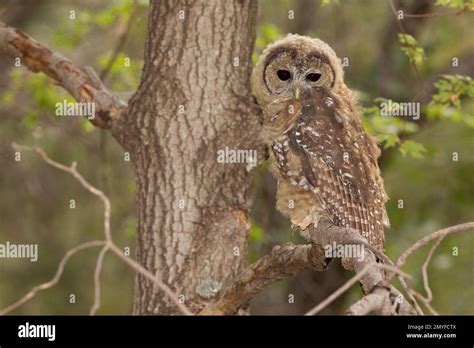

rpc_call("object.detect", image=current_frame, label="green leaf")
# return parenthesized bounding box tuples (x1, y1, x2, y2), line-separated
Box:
(398, 34, 425, 68)
(431, 74, 474, 108)
(399, 140, 427, 159)
(376, 133, 400, 149)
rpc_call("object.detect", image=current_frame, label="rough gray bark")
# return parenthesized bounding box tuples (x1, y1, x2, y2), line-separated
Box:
(118, 0, 262, 314)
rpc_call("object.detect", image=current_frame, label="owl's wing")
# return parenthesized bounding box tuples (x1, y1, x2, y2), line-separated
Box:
(287, 88, 389, 251)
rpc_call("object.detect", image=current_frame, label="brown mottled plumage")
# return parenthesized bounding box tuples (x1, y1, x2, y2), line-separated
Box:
(252, 34, 389, 251)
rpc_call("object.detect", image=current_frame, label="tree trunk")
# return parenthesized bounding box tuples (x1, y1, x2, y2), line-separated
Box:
(116, 0, 261, 314)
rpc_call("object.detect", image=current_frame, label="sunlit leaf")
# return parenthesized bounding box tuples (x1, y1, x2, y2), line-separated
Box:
(399, 140, 427, 159)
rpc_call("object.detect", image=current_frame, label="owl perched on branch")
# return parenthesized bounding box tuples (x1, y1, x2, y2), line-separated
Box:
(252, 34, 390, 251)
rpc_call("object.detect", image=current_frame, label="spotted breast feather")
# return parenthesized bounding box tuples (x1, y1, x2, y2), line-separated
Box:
(271, 88, 389, 251)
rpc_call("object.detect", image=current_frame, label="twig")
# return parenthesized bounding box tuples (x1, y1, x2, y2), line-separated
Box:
(403, 10, 464, 18)
(90, 245, 109, 315)
(387, 0, 428, 102)
(397, 274, 425, 315)
(0, 240, 105, 315)
(412, 289, 439, 315)
(99, 1, 137, 81)
(395, 222, 474, 271)
(106, 242, 192, 315)
(12, 142, 112, 242)
(388, 222, 474, 315)
(305, 263, 411, 316)
(420, 235, 444, 303)
(2, 143, 192, 316)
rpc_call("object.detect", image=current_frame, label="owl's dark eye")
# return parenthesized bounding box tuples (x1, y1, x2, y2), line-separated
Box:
(277, 69, 291, 81)
(307, 73, 322, 82)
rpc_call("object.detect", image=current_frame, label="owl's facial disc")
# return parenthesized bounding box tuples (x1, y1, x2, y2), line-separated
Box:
(263, 49, 298, 96)
(263, 48, 335, 98)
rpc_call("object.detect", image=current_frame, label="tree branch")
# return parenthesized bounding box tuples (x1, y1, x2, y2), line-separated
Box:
(307, 263, 411, 316)
(1, 144, 192, 316)
(0, 240, 105, 315)
(201, 219, 419, 315)
(305, 220, 418, 315)
(209, 220, 472, 316)
(199, 243, 328, 315)
(395, 222, 474, 271)
(0, 22, 126, 129)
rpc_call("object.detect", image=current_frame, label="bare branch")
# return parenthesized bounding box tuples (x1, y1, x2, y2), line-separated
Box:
(201, 219, 417, 316)
(90, 245, 110, 316)
(400, 226, 472, 316)
(199, 243, 328, 315)
(346, 288, 389, 315)
(306, 263, 411, 316)
(0, 22, 126, 129)
(106, 242, 192, 315)
(0, 240, 105, 315)
(420, 236, 443, 303)
(5, 143, 471, 316)
(2, 144, 192, 316)
(387, 0, 425, 89)
(395, 222, 474, 271)
(397, 274, 425, 315)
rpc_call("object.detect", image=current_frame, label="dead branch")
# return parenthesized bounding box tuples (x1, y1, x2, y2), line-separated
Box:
(395, 222, 474, 271)
(414, 235, 444, 315)
(306, 263, 411, 316)
(390, 222, 474, 315)
(90, 245, 109, 316)
(0, 240, 105, 315)
(1, 144, 192, 316)
(0, 22, 126, 129)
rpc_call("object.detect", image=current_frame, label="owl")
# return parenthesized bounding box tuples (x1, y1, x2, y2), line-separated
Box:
(252, 34, 390, 251)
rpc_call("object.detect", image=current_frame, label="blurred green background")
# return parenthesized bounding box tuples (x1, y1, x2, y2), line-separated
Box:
(0, 0, 473, 315)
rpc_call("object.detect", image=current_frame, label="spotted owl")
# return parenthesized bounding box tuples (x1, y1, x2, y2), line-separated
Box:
(252, 34, 390, 251)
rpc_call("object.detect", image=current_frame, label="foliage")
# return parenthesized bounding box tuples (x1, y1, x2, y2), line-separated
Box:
(361, 100, 424, 158)
(431, 75, 474, 108)
(399, 140, 427, 159)
(1, 0, 473, 316)
(426, 75, 474, 127)
(398, 33, 425, 68)
(435, 0, 474, 10)
(253, 23, 284, 63)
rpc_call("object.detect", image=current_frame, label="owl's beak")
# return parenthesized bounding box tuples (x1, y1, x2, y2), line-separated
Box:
(294, 86, 301, 100)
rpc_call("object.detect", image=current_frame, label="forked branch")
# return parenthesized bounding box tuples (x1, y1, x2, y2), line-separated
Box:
(1, 144, 191, 316)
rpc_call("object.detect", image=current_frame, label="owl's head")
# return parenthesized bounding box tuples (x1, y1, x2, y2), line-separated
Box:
(252, 34, 344, 107)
